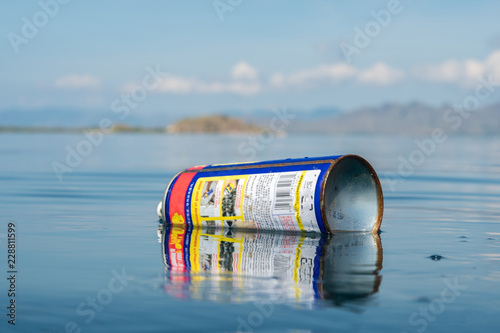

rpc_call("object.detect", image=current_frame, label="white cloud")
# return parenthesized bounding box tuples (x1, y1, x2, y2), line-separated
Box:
(412, 50, 500, 87)
(154, 75, 261, 95)
(287, 63, 356, 86)
(139, 61, 262, 95)
(269, 63, 357, 89)
(413, 60, 465, 84)
(270, 62, 404, 88)
(269, 73, 286, 87)
(231, 61, 258, 80)
(358, 62, 404, 85)
(119, 50, 500, 96)
(196, 81, 261, 95)
(485, 50, 500, 81)
(464, 59, 484, 81)
(156, 76, 194, 94)
(54, 74, 101, 90)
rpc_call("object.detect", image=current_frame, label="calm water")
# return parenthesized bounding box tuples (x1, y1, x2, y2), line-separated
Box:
(1, 132, 499, 333)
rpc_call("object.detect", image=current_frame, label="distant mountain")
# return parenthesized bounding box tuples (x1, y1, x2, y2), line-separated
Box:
(1, 102, 499, 135)
(235, 106, 341, 123)
(313, 102, 500, 135)
(229, 106, 342, 132)
(224, 102, 500, 135)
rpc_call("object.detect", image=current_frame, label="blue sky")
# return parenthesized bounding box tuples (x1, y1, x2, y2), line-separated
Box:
(1, 0, 500, 118)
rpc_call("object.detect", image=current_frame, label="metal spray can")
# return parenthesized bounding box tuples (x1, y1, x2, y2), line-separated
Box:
(157, 155, 383, 233)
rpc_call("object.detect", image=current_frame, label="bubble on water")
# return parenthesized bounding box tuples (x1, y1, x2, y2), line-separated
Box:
(428, 254, 445, 261)
(416, 296, 432, 303)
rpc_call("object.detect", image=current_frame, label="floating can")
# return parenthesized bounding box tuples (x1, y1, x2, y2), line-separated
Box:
(157, 155, 383, 233)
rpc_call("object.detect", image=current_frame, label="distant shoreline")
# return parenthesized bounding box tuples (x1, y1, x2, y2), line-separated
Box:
(2, 126, 498, 137)
(0, 126, 167, 134)
(0, 114, 264, 135)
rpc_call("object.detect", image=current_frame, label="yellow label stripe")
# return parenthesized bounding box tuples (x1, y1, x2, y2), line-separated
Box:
(293, 235, 305, 299)
(294, 171, 306, 232)
(189, 227, 201, 272)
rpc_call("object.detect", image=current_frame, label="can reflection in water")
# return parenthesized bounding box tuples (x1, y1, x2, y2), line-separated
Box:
(159, 224, 383, 308)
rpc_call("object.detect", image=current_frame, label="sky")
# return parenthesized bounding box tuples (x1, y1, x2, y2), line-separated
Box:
(1, 0, 500, 119)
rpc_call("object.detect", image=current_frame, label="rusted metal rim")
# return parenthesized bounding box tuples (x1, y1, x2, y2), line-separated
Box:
(320, 154, 384, 234)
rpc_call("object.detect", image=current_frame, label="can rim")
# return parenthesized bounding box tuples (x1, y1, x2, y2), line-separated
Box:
(320, 154, 384, 234)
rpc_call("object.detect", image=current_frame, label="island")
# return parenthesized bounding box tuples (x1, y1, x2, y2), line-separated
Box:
(166, 114, 261, 134)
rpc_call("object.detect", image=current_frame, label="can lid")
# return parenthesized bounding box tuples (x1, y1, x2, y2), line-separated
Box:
(157, 202, 163, 220)
(322, 155, 383, 233)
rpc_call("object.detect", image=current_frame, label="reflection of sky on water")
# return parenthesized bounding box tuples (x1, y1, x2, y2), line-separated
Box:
(160, 224, 382, 309)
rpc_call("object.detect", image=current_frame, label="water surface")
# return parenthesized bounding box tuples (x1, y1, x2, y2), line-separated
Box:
(1, 133, 499, 332)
